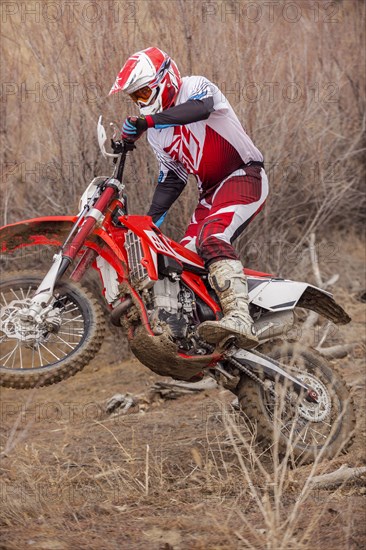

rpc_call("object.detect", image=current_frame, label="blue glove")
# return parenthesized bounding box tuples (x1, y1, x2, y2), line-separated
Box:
(121, 116, 148, 142)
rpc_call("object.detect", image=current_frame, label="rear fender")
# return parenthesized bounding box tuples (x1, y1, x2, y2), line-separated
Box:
(0, 217, 128, 277)
(249, 278, 350, 325)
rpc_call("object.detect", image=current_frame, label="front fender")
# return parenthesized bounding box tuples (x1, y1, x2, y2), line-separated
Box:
(0, 216, 76, 253)
(0, 216, 128, 276)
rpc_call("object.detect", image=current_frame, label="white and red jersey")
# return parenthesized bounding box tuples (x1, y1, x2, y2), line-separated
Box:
(146, 76, 264, 225)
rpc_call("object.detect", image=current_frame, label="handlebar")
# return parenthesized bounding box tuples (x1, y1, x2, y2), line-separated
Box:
(98, 117, 136, 184)
(111, 139, 136, 155)
(112, 139, 136, 182)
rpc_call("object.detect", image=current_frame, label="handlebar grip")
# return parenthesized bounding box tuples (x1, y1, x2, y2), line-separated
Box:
(111, 139, 136, 153)
(122, 140, 136, 151)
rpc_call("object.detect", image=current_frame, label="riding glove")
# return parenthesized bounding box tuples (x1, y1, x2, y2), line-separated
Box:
(121, 116, 148, 142)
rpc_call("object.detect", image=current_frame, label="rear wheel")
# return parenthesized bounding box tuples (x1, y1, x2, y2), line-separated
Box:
(236, 343, 355, 463)
(0, 271, 105, 388)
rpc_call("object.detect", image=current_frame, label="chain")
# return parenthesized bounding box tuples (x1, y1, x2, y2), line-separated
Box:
(196, 338, 268, 390)
(227, 346, 310, 402)
(227, 354, 268, 389)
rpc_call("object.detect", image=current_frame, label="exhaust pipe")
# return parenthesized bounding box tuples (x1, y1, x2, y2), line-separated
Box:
(110, 298, 133, 326)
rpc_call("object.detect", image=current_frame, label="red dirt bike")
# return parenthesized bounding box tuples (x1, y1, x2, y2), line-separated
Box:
(0, 118, 355, 462)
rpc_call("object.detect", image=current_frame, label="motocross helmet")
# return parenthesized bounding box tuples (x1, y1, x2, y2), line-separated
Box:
(109, 47, 182, 115)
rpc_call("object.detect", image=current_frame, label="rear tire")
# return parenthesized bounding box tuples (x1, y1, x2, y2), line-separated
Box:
(0, 271, 105, 388)
(236, 343, 355, 463)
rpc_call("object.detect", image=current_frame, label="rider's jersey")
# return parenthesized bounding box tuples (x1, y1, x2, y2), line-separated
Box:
(146, 75, 263, 225)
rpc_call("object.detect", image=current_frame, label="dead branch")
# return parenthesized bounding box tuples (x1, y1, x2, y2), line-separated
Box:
(105, 394, 137, 415)
(105, 378, 218, 413)
(316, 344, 357, 359)
(309, 232, 323, 288)
(308, 233, 339, 291)
(316, 321, 332, 348)
(302, 233, 340, 340)
(309, 464, 366, 489)
(302, 310, 319, 332)
(150, 378, 217, 400)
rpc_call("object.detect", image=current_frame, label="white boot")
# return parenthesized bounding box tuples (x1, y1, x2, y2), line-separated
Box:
(197, 259, 258, 348)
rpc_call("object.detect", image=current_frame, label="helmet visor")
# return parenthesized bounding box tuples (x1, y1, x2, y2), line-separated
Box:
(129, 86, 153, 105)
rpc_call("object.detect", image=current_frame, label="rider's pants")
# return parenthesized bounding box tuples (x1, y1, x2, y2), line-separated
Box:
(181, 165, 269, 267)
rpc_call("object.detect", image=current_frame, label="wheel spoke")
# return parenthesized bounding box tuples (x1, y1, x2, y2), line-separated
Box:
(10, 288, 20, 300)
(53, 334, 80, 350)
(11, 344, 18, 369)
(25, 285, 33, 299)
(62, 316, 84, 325)
(1, 292, 9, 306)
(2, 344, 19, 366)
(19, 343, 24, 369)
(63, 305, 79, 315)
(37, 344, 44, 367)
(39, 342, 61, 362)
(58, 330, 84, 336)
(0, 278, 103, 388)
(52, 345, 70, 358)
(307, 427, 328, 440)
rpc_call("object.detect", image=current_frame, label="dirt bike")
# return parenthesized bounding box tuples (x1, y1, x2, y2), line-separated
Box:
(0, 117, 355, 463)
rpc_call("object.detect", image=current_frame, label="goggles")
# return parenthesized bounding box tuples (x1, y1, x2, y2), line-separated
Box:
(129, 86, 153, 105)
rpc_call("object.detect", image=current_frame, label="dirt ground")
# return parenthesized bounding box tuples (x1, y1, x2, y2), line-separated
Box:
(0, 234, 365, 550)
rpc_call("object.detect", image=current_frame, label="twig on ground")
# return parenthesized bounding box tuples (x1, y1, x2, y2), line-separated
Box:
(149, 378, 218, 400)
(105, 378, 218, 413)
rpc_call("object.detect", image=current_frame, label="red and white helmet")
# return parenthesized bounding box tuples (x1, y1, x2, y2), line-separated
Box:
(109, 47, 182, 115)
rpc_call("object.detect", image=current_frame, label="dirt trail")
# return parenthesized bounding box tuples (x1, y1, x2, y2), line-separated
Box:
(0, 237, 365, 550)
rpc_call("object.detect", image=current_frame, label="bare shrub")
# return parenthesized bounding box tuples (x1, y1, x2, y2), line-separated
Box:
(1, 0, 364, 278)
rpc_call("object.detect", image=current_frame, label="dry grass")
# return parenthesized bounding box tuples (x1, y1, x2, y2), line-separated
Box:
(1, 330, 364, 548)
(1, 0, 365, 275)
(0, 383, 363, 550)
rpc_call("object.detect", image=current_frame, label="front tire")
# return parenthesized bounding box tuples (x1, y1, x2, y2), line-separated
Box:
(0, 272, 105, 388)
(236, 343, 355, 463)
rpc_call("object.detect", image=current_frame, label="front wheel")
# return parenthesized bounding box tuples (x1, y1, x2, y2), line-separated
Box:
(236, 343, 355, 463)
(0, 271, 105, 388)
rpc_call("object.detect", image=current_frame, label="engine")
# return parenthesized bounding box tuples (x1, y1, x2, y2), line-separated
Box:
(123, 233, 216, 349)
(146, 277, 198, 347)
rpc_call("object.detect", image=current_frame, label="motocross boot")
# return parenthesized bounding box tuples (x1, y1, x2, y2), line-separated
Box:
(197, 259, 259, 349)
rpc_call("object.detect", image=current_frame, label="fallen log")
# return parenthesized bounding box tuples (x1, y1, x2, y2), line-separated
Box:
(309, 464, 366, 489)
(316, 344, 357, 359)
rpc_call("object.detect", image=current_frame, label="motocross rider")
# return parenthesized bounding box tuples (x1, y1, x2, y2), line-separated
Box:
(109, 47, 269, 349)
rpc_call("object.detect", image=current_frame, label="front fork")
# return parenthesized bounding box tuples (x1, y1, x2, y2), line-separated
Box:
(20, 183, 120, 322)
(19, 252, 64, 322)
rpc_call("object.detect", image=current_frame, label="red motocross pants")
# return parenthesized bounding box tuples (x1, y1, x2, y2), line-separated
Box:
(180, 165, 269, 267)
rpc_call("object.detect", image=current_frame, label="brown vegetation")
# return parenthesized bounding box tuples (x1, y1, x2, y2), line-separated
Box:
(1, 0, 365, 275)
(0, 1, 365, 548)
